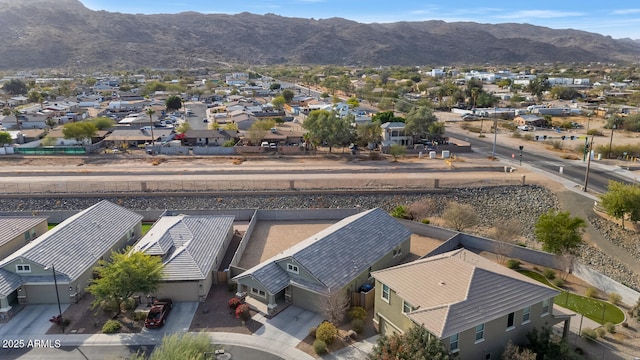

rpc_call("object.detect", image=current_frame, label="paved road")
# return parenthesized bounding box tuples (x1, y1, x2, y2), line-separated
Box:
(446, 128, 636, 193)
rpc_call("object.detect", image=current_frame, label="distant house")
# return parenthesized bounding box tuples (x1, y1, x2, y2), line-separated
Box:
(105, 128, 174, 147)
(0, 201, 143, 320)
(182, 129, 238, 146)
(372, 249, 565, 360)
(133, 215, 235, 302)
(0, 217, 48, 261)
(513, 115, 547, 128)
(380, 122, 413, 147)
(233, 208, 412, 316)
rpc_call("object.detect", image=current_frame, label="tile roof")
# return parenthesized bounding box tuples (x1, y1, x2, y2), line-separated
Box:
(0, 217, 48, 247)
(0, 200, 143, 282)
(235, 208, 411, 294)
(372, 249, 559, 338)
(0, 269, 24, 297)
(134, 215, 235, 281)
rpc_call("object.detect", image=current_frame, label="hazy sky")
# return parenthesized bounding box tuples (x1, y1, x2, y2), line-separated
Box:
(80, 1, 640, 39)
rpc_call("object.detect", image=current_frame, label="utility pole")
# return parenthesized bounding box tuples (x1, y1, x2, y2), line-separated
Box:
(519, 145, 524, 166)
(583, 136, 594, 192)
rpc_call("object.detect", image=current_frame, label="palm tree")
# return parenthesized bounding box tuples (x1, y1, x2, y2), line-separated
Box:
(13, 110, 22, 131)
(145, 108, 155, 146)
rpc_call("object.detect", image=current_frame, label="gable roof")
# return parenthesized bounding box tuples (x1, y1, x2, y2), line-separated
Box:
(0, 217, 48, 247)
(0, 200, 143, 282)
(372, 249, 559, 338)
(381, 122, 406, 129)
(134, 215, 234, 281)
(234, 208, 411, 294)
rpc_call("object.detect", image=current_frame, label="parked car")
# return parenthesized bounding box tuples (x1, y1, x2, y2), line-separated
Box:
(461, 114, 480, 121)
(145, 299, 173, 328)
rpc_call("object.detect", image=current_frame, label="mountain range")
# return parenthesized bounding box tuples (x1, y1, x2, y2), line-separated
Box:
(1, 0, 640, 71)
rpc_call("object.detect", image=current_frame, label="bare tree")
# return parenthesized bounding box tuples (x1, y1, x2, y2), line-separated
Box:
(442, 202, 478, 231)
(556, 253, 575, 280)
(322, 289, 350, 325)
(490, 218, 522, 264)
(407, 199, 438, 221)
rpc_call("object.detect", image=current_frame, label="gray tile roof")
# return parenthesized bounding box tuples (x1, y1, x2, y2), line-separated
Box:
(372, 249, 560, 338)
(235, 208, 411, 294)
(0, 200, 143, 282)
(134, 215, 234, 281)
(0, 269, 23, 297)
(0, 217, 48, 247)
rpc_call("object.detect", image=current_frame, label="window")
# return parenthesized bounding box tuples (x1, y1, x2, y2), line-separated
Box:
(449, 333, 459, 352)
(541, 298, 550, 315)
(382, 284, 390, 302)
(507, 312, 515, 329)
(16, 264, 31, 273)
(475, 323, 485, 342)
(392, 246, 402, 258)
(251, 288, 266, 298)
(403, 301, 414, 314)
(24, 231, 31, 242)
(522, 306, 531, 323)
(287, 263, 299, 274)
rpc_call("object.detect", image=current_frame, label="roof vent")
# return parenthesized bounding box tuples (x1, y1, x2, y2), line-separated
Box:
(439, 281, 446, 286)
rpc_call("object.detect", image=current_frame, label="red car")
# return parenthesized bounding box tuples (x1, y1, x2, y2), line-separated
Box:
(144, 299, 173, 328)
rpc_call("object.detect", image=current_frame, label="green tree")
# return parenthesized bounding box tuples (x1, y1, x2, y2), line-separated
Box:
(282, 89, 295, 103)
(62, 121, 97, 143)
(404, 106, 438, 141)
(175, 122, 190, 134)
(372, 111, 404, 124)
(528, 76, 550, 101)
(370, 325, 450, 360)
(247, 119, 276, 145)
(40, 135, 57, 147)
(271, 95, 286, 111)
(165, 95, 182, 112)
(91, 117, 115, 130)
(2, 108, 11, 117)
(599, 181, 640, 229)
(85, 78, 97, 87)
(0, 132, 12, 146)
(525, 326, 574, 360)
(129, 332, 217, 360)
(223, 122, 238, 131)
(346, 96, 360, 108)
(27, 90, 43, 104)
(13, 110, 22, 130)
(356, 120, 381, 146)
(3, 79, 27, 95)
(389, 144, 406, 162)
(534, 210, 586, 254)
(501, 341, 536, 360)
(269, 83, 281, 90)
(302, 110, 353, 152)
(87, 247, 164, 313)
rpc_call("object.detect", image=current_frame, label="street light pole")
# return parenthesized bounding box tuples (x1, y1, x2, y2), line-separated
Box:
(583, 136, 594, 192)
(45, 264, 64, 333)
(492, 107, 497, 159)
(608, 124, 617, 159)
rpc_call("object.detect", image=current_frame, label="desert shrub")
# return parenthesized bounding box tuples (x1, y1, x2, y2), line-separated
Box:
(235, 304, 251, 322)
(581, 327, 597, 341)
(511, 131, 522, 138)
(523, 134, 534, 141)
(543, 268, 556, 280)
(506, 259, 521, 269)
(351, 319, 364, 333)
(228, 297, 242, 310)
(102, 319, 121, 334)
(313, 339, 327, 355)
(421, 219, 430, 224)
(604, 322, 616, 334)
(308, 327, 317, 338)
(608, 292, 622, 305)
(587, 129, 603, 136)
(316, 321, 337, 344)
(348, 307, 367, 321)
(621, 322, 629, 328)
(585, 287, 599, 298)
(120, 297, 136, 311)
(547, 140, 563, 150)
(133, 312, 147, 321)
(552, 278, 565, 288)
(596, 327, 606, 337)
(407, 199, 437, 220)
(391, 205, 412, 220)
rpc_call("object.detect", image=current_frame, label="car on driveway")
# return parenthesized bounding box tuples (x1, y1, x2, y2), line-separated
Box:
(145, 299, 173, 328)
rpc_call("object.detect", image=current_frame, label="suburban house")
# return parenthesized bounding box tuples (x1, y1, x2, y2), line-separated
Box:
(514, 115, 547, 128)
(380, 122, 413, 147)
(233, 208, 412, 316)
(105, 128, 175, 148)
(0, 217, 48, 261)
(0, 200, 142, 321)
(133, 215, 235, 302)
(181, 129, 238, 147)
(371, 249, 564, 360)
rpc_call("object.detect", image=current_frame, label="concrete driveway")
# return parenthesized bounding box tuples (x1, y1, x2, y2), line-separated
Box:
(252, 306, 323, 346)
(141, 301, 198, 336)
(0, 304, 70, 337)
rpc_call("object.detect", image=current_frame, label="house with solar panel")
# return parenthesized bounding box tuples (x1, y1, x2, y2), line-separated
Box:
(371, 248, 567, 360)
(0, 200, 142, 321)
(133, 214, 235, 302)
(232, 208, 412, 316)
